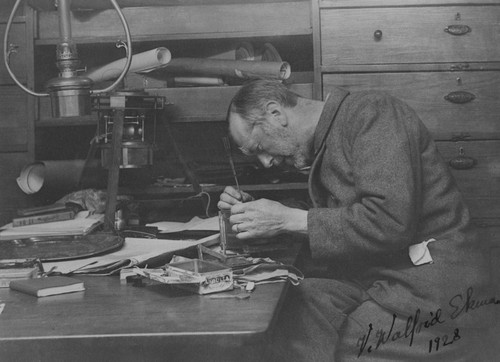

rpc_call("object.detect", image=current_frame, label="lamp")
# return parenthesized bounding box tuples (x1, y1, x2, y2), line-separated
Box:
(5, 0, 136, 236)
(3, 0, 133, 118)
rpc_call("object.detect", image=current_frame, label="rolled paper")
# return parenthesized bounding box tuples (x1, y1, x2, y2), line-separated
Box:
(173, 77, 225, 86)
(85, 47, 172, 83)
(155, 58, 291, 80)
(16, 160, 101, 195)
(235, 42, 282, 62)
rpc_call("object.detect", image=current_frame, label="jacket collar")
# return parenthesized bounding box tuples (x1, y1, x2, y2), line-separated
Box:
(308, 88, 350, 208)
(313, 87, 350, 155)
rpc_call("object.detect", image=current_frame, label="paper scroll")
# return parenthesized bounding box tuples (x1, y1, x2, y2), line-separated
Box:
(155, 58, 291, 80)
(173, 77, 225, 86)
(16, 160, 102, 195)
(235, 42, 283, 62)
(84, 47, 172, 83)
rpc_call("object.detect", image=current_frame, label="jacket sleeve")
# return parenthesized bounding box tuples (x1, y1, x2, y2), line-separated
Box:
(308, 93, 423, 260)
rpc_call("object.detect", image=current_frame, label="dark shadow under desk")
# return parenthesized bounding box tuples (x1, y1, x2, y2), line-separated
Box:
(0, 241, 304, 362)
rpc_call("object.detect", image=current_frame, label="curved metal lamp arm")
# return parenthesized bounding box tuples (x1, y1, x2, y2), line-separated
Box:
(3, 0, 133, 97)
(3, 0, 48, 97)
(92, 0, 133, 95)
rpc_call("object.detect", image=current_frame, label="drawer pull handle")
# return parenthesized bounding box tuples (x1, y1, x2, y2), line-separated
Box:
(373, 30, 383, 40)
(449, 147, 476, 170)
(444, 91, 476, 104)
(444, 24, 471, 36)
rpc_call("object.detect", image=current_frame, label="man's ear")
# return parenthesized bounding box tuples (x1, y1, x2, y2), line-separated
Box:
(265, 101, 287, 126)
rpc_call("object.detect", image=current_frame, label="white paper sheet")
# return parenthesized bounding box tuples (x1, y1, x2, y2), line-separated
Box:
(147, 216, 219, 233)
(43, 233, 220, 275)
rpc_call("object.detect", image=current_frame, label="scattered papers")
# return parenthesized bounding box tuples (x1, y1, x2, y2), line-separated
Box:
(147, 216, 219, 233)
(0, 211, 104, 241)
(131, 258, 233, 295)
(43, 233, 220, 275)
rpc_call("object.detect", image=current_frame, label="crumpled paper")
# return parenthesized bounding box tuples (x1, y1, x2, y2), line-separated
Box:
(409, 238, 436, 266)
(57, 189, 107, 214)
(233, 263, 304, 285)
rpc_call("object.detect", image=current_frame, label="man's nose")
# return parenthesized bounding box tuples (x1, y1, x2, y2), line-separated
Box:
(257, 153, 274, 168)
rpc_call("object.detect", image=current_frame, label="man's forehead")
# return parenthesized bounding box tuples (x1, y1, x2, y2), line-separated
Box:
(229, 112, 253, 145)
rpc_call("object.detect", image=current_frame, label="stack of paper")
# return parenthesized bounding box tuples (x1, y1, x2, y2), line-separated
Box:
(0, 211, 104, 241)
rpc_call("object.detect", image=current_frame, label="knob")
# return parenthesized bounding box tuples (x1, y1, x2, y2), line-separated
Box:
(374, 30, 383, 40)
(449, 147, 476, 170)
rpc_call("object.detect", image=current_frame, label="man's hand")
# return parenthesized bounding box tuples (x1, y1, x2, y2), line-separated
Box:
(229, 198, 308, 239)
(217, 186, 254, 210)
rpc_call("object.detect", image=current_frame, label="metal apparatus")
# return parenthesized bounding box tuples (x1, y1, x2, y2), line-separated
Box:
(94, 92, 165, 169)
(3, 0, 132, 117)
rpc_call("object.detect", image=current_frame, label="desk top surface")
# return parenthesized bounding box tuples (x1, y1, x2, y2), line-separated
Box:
(0, 240, 303, 348)
(0, 275, 287, 342)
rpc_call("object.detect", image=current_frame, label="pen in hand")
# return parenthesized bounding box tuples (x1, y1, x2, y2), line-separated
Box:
(222, 136, 242, 201)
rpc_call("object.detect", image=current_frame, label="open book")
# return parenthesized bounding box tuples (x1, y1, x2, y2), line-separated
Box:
(42, 233, 220, 276)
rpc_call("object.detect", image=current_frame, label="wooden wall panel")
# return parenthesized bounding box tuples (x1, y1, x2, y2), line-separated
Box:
(0, 86, 29, 152)
(0, 153, 31, 226)
(0, 23, 27, 84)
(37, 2, 312, 43)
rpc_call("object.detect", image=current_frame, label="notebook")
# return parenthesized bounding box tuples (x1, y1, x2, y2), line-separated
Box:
(0, 211, 103, 241)
(9, 276, 85, 297)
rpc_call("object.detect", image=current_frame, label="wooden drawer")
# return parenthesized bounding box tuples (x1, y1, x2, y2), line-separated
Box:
(0, 23, 27, 84)
(436, 140, 500, 219)
(320, 6, 500, 66)
(0, 86, 29, 152)
(322, 71, 500, 141)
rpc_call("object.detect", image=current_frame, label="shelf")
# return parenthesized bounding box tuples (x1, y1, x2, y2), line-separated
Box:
(320, 62, 500, 74)
(36, 82, 314, 126)
(123, 182, 308, 197)
(35, 2, 312, 45)
(28, 0, 307, 12)
(319, 0, 498, 8)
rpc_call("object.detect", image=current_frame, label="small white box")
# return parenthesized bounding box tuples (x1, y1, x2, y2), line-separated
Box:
(165, 259, 233, 295)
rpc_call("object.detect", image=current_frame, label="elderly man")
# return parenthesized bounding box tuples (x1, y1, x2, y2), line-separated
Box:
(218, 80, 494, 361)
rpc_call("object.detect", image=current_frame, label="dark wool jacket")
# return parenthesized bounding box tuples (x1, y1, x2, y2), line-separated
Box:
(307, 87, 490, 325)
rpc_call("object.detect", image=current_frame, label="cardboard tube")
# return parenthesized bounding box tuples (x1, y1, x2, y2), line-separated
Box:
(85, 47, 172, 83)
(173, 77, 225, 86)
(16, 160, 101, 195)
(157, 58, 291, 80)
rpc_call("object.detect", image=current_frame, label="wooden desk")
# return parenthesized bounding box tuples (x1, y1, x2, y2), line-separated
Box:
(0, 242, 302, 362)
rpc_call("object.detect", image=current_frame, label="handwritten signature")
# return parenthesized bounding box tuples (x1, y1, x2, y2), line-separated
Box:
(356, 287, 499, 357)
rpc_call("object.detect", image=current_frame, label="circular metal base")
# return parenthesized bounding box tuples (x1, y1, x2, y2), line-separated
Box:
(0, 232, 124, 261)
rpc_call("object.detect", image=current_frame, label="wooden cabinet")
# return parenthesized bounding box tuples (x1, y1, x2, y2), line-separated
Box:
(0, 5, 36, 225)
(313, 0, 500, 227)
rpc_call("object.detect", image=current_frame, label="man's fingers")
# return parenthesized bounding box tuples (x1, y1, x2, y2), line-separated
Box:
(219, 192, 240, 205)
(223, 186, 242, 200)
(217, 201, 231, 210)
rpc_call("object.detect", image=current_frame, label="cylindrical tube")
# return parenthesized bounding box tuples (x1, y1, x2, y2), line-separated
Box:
(173, 77, 225, 86)
(85, 47, 172, 83)
(58, 0, 72, 41)
(16, 160, 102, 195)
(159, 58, 291, 80)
